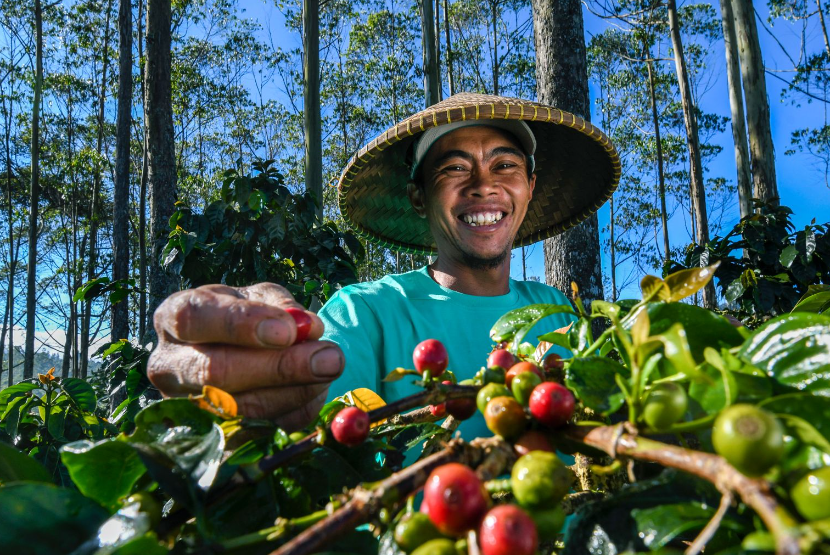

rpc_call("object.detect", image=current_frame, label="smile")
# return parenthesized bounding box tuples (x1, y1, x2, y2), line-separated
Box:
(459, 211, 505, 227)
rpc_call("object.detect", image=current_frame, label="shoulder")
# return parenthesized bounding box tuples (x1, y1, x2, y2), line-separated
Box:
(511, 279, 572, 306)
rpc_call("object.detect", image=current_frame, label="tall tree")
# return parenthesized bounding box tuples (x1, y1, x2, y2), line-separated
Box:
(732, 0, 778, 204)
(532, 0, 604, 307)
(145, 0, 179, 336)
(303, 0, 322, 217)
(112, 0, 132, 341)
(666, 0, 715, 308)
(24, 0, 44, 380)
(718, 0, 752, 219)
(421, 0, 440, 105)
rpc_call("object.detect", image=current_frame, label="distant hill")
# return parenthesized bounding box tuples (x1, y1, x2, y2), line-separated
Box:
(0, 347, 101, 387)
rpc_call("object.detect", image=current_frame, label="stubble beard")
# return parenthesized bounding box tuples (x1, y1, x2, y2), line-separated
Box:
(460, 244, 511, 270)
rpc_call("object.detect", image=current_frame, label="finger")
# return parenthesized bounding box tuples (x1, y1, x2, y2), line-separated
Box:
(240, 283, 325, 340)
(155, 285, 318, 348)
(147, 340, 344, 394)
(272, 389, 330, 432)
(233, 383, 329, 422)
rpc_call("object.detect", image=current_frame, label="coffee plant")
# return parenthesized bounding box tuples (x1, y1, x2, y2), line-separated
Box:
(161, 160, 364, 307)
(2, 265, 830, 554)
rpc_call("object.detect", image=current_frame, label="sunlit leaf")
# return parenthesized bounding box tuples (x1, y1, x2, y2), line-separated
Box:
(792, 285, 830, 314)
(190, 385, 237, 418)
(61, 439, 146, 509)
(640, 275, 670, 302)
(631, 309, 650, 346)
(490, 304, 576, 344)
(664, 262, 720, 302)
(382, 368, 420, 382)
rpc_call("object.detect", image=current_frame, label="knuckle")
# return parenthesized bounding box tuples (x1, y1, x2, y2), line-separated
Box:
(196, 347, 228, 390)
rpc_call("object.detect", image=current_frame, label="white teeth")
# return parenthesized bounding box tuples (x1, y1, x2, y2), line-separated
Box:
(461, 212, 504, 226)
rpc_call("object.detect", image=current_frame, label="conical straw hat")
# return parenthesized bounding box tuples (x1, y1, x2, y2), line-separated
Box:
(337, 92, 621, 255)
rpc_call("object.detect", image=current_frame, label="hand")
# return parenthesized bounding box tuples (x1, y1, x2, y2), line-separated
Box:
(147, 283, 344, 430)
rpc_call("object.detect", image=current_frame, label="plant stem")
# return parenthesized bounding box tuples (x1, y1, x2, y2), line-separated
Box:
(566, 424, 802, 555)
(220, 507, 332, 551)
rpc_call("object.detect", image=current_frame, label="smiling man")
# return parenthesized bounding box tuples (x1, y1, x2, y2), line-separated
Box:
(147, 93, 620, 433)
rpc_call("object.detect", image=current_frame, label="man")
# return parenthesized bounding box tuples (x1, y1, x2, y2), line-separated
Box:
(147, 93, 620, 435)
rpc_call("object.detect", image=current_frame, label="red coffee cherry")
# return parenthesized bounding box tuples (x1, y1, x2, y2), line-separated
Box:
(529, 382, 575, 428)
(487, 349, 517, 371)
(505, 361, 545, 388)
(479, 505, 538, 555)
(421, 463, 489, 536)
(284, 307, 312, 343)
(446, 379, 477, 421)
(413, 339, 449, 377)
(331, 406, 370, 446)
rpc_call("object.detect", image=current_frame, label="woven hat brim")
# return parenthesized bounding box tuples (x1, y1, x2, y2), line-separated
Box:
(337, 93, 622, 255)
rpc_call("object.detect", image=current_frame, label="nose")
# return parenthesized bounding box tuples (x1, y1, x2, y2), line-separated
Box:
(466, 168, 499, 197)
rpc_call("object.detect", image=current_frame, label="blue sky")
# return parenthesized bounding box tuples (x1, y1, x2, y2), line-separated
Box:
(245, 0, 827, 297)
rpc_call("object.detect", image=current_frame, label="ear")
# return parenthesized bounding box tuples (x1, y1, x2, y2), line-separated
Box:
(407, 181, 427, 218)
(528, 173, 537, 200)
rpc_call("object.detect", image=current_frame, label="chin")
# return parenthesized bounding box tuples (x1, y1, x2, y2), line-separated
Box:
(460, 248, 510, 270)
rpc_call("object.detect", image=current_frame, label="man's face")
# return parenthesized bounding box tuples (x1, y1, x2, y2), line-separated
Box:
(409, 126, 536, 269)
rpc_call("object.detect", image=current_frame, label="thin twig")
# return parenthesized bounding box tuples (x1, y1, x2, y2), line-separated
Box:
(566, 425, 801, 555)
(271, 436, 513, 555)
(685, 491, 734, 555)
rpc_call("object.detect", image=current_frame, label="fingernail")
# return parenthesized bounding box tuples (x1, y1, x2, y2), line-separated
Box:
(311, 347, 343, 378)
(257, 319, 292, 346)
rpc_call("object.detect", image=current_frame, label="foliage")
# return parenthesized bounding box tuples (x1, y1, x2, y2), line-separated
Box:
(676, 202, 830, 323)
(2, 265, 830, 553)
(161, 161, 364, 307)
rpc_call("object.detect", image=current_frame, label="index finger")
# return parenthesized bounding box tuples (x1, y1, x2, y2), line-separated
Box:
(155, 284, 324, 348)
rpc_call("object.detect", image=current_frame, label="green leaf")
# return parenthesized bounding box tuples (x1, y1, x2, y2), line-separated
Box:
(537, 329, 573, 351)
(61, 377, 97, 412)
(725, 279, 746, 304)
(780, 245, 798, 268)
(128, 399, 224, 511)
(664, 263, 720, 303)
(0, 441, 51, 484)
(0, 482, 108, 554)
(46, 406, 66, 440)
(0, 382, 38, 415)
(760, 393, 830, 451)
(688, 364, 737, 415)
(642, 303, 744, 363)
(565, 357, 629, 415)
(61, 439, 147, 509)
(490, 304, 576, 344)
(792, 285, 830, 314)
(777, 414, 830, 453)
(73, 277, 111, 302)
(739, 313, 830, 395)
(591, 300, 621, 320)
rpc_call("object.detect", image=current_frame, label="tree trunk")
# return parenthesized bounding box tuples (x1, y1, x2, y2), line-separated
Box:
(24, 0, 44, 380)
(1, 34, 17, 384)
(421, 0, 440, 106)
(719, 0, 753, 219)
(731, 0, 778, 205)
(145, 0, 179, 342)
(531, 0, 604, 307)
(609, 196, 616, 301)
(667, 0, 716, 308)
(434, 0, 442, 101)
(138, 0, 148, 341)
(646, 59, 670, 260)
(81, 0, 113, 378)
(818, 0, 830, 58)
(112, 0, 132, 342)
(491, 0, 499, 95)
(443, 0, 455, 96)
(303, 0, 322, 218)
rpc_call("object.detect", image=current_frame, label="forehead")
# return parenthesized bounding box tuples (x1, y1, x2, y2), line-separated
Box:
(428, 125, 524, 158)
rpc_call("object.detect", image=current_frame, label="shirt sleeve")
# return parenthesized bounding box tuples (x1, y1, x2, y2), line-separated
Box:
(318, 289, 384, 402)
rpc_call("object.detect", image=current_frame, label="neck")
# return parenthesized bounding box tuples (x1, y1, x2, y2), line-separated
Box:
(428, 255, 512, 296)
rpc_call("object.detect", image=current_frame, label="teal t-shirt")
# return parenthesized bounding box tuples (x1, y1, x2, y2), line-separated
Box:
(319, 266, 576, 440)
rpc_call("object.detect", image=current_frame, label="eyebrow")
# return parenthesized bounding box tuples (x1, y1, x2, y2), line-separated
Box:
(430, 146, 526, 169)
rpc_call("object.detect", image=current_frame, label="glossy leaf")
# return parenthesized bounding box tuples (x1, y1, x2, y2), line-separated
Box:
(489, 303, 576, 344)
(61, 439, 146, 509)
(739, 313, 830, 395)
(642, 303, 744, 362)
(61, 378, 97, 412)
(0, 482, 108, 554)
(565, 357, 629, 415)
(792, 285, 830, 314)
(688, 364, 737, 415)
(0, 382, 38, 415)
(640, 275, 670, 302)
(664, 262, 720, 302)
(0, 441, 51, 484)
